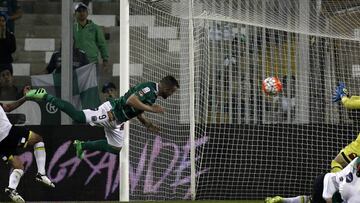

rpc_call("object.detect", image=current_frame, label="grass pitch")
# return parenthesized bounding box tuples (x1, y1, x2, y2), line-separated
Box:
(27, 201, 263, 203)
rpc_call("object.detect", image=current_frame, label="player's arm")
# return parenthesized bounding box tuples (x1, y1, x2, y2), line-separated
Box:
(2, 96, 27, 112)
(330, 154, 346, 173)
(331, 133, 360, 173)
(341, 96, 360, 109)
(2, 86, 31, 112)
(137, 113, 160, 133)
(331, 82, 360, 109)
(127, 94, 164, 113)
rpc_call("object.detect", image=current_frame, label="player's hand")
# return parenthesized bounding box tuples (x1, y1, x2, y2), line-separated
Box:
(102, 60, 109, 73)
(332, 82, 349, 103)
(151, 104, 164, 113)
(22, 85, 31, 96)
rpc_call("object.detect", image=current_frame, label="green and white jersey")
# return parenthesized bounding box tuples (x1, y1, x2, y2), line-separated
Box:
(109, 82, 158, 123)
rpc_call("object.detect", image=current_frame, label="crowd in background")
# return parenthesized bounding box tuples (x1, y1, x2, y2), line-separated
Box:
(0, 0, 114, 104)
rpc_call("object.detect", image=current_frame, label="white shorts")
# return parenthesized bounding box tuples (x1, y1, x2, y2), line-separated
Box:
(83, 101, 124, 148)
(322, 173, 337, 200)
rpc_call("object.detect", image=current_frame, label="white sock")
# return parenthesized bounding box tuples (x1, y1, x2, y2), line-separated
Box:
(34, 142, 46, 175)
(283, 196, 310, 203)
(8, 169, 24, 190)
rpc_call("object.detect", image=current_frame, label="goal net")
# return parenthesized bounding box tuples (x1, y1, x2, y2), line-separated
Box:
(128, 0, 360, 200)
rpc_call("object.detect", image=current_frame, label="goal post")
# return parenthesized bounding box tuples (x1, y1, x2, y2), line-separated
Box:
(119, 0, 130, 201)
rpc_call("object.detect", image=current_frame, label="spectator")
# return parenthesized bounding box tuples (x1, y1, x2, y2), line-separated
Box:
(274, 75, 296, 122)
(41, 47, 89, 74)
(0, 64, 18, 100)
(209, 23, 222, 41)
(101, 82, 117, 101)
(73, 2, 109, 71)
(0, 12, 16, 65)
(0, 0, 22, 33)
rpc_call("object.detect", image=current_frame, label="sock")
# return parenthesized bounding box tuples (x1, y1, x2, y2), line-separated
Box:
(45, 94, 86, 123)
(34, 142, 46, 175)
(8, 169, 24, 190)
(283, 196, 310, 203)
(82, 139, 119, 155)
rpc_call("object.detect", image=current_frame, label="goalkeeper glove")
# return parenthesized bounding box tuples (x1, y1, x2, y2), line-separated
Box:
(332, 82, 349, 103)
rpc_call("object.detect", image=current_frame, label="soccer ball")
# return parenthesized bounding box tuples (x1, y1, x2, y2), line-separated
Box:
(262, 77, 282, 95)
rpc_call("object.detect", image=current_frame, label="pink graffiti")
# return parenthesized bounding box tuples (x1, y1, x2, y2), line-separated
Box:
(17, 135, 209, 200)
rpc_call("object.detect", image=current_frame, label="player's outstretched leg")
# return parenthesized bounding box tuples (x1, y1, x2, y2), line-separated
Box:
(265, 196, 283, 203)
(27, 88, 86, 123)
(73, 140, 85, 159)
(73, 139, 120, 159)
(25, 88, 47, 100)
(265, 195, 311, 203)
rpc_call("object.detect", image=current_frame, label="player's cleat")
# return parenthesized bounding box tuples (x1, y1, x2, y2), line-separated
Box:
(73, 140, 85, 159)
(35, 173, 55, 188)
(265, 196, 283, 203)
(5, 187, 25, 203)
(332, 82, 349, 103)
(26, 88, 47, 100)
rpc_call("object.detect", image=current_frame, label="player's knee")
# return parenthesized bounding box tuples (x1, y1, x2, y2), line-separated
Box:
(27, 132, 43, 146)
(10, 156, 24, 170)
(109, 145, 121, 154)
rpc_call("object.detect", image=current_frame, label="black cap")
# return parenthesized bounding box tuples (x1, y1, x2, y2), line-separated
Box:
(102, 82, 116, 93)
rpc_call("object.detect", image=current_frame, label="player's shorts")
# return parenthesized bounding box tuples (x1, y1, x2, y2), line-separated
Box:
(83, 101, 124, 148)
(0, 126, 31, 163)
(311, 173, 327, 203)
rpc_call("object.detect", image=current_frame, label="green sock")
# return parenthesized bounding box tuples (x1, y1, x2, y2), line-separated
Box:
(82, 139, 119, 155)
(45, 94, 86, 123)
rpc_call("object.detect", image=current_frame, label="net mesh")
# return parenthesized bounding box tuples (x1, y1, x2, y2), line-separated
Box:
(129, 0, 360, 200)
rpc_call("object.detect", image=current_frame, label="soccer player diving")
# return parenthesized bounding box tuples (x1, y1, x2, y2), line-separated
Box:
(26, 75, 179, 159)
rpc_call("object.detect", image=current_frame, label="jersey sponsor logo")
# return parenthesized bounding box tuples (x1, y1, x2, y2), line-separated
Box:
(138, 87, 151, 97)
(348, 153, 357, 161)
(91, 116, 97, 122)
(46, 102, 58, 114)
(142, 87, 150, 94)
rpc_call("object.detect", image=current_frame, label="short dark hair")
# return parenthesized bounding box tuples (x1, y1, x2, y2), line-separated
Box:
(160, 75, 179, 88)
(102, 82, 116, 93)
(0, 64, 13, 75)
